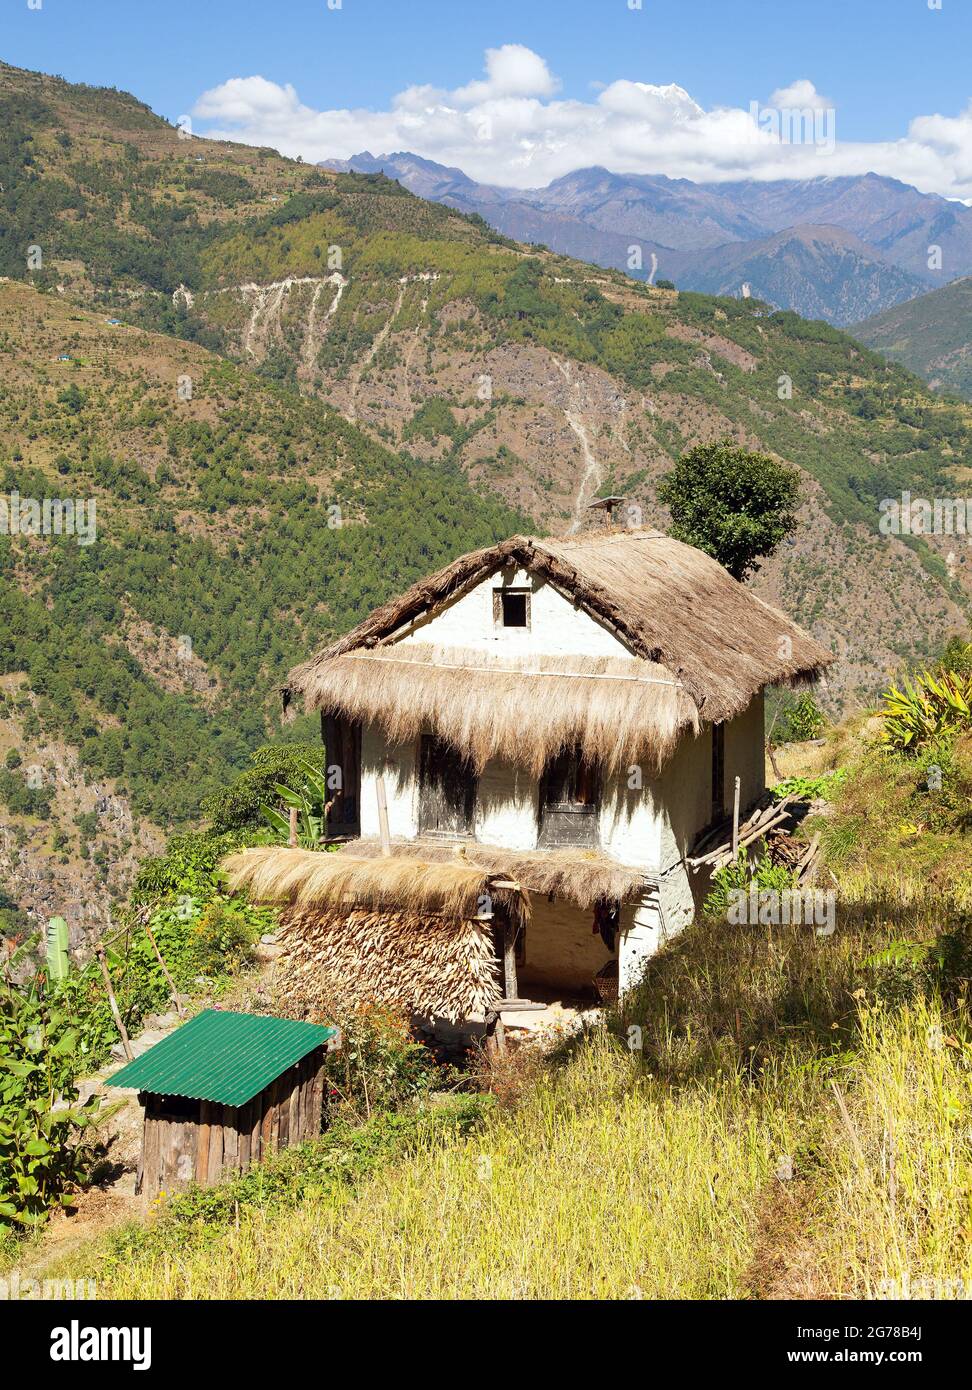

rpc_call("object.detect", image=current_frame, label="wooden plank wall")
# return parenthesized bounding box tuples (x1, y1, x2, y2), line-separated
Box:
(138, 1048, 328, 1203)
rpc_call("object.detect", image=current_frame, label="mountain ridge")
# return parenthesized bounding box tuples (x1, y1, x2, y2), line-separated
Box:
(854, 277, 972, 400)
(320, 153, 972, 324)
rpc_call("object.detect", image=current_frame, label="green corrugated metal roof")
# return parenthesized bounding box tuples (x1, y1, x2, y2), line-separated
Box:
(107, 1010, 335, 1107)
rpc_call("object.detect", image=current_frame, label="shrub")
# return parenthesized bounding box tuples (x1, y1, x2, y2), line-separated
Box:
(772, 768, 848, 801)
(271, 994, 446, 1118)
(200, 743, 326, 834)
(189, 899, 263, 976)
(703, 846, 798, 921)
(770, 691, 825, 745)
(879, 669, 972, 752)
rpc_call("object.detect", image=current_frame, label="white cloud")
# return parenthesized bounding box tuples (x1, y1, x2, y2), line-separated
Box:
(768, 79, 834, 111)
(452, 44, 559, 104)
(194, 75, 303, 123)
(191, 47, 972, 199)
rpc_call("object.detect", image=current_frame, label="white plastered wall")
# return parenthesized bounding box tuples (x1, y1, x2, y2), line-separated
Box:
(394, 566, 629, 658)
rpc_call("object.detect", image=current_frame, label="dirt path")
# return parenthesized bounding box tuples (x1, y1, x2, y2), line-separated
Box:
(553, 357, 605, 532)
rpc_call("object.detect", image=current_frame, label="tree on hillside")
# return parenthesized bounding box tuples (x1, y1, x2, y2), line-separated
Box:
(658, 439, 800, 580)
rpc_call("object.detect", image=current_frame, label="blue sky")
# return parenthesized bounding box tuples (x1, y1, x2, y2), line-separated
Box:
(5, 0, 972, 194)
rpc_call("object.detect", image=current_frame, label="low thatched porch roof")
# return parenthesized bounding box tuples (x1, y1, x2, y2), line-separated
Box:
(342, 838, 648, 910)
(222, 846, 529, 928)
(222, 846, 523, 1024)
(285, 528, 833, 773)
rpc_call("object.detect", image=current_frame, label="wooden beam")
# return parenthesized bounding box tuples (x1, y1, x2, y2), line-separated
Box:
(376, 774, 391, 857)
(221, 1109, 239, 1176)
(196, 1101, 212, 1184)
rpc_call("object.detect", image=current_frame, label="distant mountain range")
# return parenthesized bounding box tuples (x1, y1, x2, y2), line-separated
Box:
(855, 277, 972, 399)
(322, 154, 972, 327)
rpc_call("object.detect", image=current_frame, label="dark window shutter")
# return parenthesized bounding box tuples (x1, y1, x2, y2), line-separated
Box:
(419, 734, 476, 836)
(323, 714, 361, 837)
(539, 745, 600, 847)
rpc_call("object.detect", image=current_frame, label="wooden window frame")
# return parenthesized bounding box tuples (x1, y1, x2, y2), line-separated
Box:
(492, 587, 531, 630)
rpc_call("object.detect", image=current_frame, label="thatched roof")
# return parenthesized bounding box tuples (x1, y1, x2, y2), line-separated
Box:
(343, 838, 648, 910)
(222, 846, 529, 928)
(295, 644, 696, 775)
(275, 907, 501, 1024)
(223, 846, 518, 1023)
(286, 528, 833, 770)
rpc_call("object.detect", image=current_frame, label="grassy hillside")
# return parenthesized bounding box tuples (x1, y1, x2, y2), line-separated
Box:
(9, 633, 972, 1298)
(40, 858, 972, 1299)
(855, 276, 972, 400)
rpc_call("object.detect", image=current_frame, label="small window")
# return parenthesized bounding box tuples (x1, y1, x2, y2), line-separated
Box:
(419, 734, 476, 837)
(493, 588, 530, 629)
(539, 745, 600, 847)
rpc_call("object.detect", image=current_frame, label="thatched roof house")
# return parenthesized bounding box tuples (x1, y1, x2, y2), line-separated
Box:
(241, 526, 832, 1027)
(286, 530, 829, 774)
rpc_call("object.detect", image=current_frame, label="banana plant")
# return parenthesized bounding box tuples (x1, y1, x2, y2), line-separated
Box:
(259, 755, 332, 847)
(45, 917, 69, 983)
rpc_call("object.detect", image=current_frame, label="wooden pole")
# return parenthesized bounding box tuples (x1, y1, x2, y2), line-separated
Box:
(484, 1010, 506, 1060)
(376, 774, 391, 857)
(94, 943, 132, 1060)
(288, 806, 299, 848)
(732, 776, 741, 861)
(502, 919, 518, 1001)
(144, 920, 185, 1018)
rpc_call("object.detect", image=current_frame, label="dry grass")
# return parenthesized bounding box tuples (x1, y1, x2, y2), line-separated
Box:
(49, 976, 972, 1300)
(808, 999, 972, 1299)
(345, 837, 647, 909)
(78, 1036, 786, 1299)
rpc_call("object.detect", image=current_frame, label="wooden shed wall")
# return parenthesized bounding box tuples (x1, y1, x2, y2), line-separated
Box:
(137, 1048, 327, 1202)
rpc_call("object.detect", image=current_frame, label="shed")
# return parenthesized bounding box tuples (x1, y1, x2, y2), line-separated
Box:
(108, 1009, 335, 1202)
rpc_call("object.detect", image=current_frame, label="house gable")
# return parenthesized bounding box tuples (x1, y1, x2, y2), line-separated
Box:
(389, 566, 635, 660)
